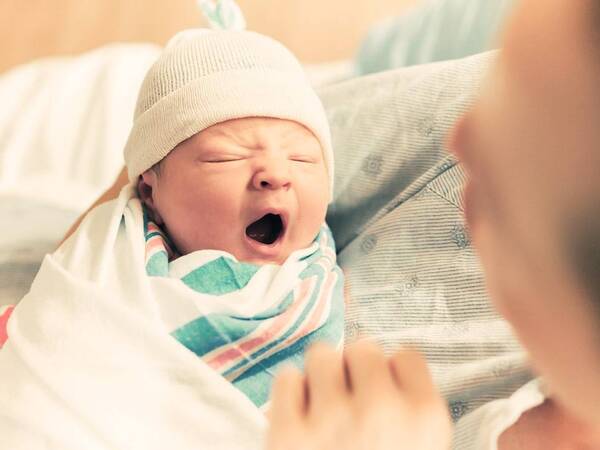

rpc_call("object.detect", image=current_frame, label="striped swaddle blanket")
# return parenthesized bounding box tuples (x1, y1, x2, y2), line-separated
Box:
(143, 210, 344, 407)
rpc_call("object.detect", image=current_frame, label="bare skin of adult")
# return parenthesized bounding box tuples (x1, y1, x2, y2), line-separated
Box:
(61, 0, 600, 448)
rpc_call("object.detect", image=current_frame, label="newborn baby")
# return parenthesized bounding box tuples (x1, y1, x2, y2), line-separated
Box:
(0, 27, 343, 448)
(122, 29, 344, 407)
(0, 28, 343, 415)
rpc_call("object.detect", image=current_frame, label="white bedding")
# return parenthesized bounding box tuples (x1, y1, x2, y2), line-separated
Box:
(0, 195, 78, 307)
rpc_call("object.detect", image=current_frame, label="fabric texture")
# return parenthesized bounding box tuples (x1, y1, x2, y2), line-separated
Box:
(142, 212, 344, 408)
(123, 29, 334, 196)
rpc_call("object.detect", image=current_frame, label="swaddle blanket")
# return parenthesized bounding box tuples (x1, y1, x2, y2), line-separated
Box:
(0, 184, 343, 450)
(142, 211, 344, 408)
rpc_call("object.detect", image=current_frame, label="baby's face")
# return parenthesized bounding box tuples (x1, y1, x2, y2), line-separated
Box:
(139, 117, 329, 265)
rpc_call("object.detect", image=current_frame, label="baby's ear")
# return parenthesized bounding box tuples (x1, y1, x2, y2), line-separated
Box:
(137, 170, 164, 225)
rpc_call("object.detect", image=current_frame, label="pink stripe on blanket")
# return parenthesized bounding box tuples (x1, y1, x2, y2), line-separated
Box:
(145, 228, 177, 261)
(147, 236, 165, 252)
(206, 278, 314, 370)
(147, 222, 160, 232)
(0, 305, 15, 349)
(223, 272, 338, 382)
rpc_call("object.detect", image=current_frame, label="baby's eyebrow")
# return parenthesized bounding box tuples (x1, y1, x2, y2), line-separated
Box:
(202, 129, 265, 151)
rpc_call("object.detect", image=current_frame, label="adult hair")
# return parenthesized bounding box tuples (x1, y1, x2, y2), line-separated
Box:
(568, 209, 600, 315)
(571, 1, 600, 314)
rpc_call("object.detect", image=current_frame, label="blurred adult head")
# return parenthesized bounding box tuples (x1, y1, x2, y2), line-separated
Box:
(450, 0, 600, 424)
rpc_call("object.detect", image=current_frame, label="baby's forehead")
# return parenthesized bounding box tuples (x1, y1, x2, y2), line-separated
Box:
(205, 117, 310, 134)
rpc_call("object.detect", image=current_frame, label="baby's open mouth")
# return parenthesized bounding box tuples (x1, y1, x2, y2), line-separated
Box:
(245, 214, 284, 245)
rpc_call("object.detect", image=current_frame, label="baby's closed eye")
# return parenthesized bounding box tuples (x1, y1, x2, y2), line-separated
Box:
(289, 154, 319, 163)
(197, 153, 247, 163)
(203, 157, 245, 163)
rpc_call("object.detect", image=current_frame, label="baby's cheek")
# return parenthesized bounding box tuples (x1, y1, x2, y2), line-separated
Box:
(300, 205, 327, 247)
(308, 194, 328, 226)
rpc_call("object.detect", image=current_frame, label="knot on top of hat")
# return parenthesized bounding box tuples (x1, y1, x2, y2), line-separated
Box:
(197, 0, 246, 31)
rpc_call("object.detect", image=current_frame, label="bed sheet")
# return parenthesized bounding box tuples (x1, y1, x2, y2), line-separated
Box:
(0, 195, 78, 306)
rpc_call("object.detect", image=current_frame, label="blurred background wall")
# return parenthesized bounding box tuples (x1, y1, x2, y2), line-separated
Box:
(0, 0, 417, 73)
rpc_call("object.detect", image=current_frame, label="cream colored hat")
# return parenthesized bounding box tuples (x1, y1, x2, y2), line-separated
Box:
(123, 29, 334, 194)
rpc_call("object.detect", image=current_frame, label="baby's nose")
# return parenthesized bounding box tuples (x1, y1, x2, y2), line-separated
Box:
(252, 161, 291, 190)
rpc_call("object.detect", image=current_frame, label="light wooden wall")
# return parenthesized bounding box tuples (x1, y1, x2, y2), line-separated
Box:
(238, 0, 417, 62)
(0, 0, 416, 73)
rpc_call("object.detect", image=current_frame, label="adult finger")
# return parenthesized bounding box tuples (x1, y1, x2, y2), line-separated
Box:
(270, 365, 307, 429)
(388, 350, 449, 424)
(344, 340, 395, 403)
(304, 342, 348, 415)
(388, 350, 436, 398)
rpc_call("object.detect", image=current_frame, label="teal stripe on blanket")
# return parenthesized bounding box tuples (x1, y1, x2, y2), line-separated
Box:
(146, 251, 168, 277)
(171, 315, 262, 356)
(181, 257, 259, 295)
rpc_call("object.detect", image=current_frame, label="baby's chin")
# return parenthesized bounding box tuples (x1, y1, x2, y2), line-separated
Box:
(237, 238, 320, 265)
(237, 254, 289, 266)
(175, 242, 293, 266)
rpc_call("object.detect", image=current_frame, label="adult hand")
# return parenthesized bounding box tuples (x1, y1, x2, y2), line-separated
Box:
(267, 341, 452, 450)
(499, 398, 600, 450)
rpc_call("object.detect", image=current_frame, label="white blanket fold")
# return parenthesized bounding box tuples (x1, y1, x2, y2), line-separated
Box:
(0, 186, 266, 450)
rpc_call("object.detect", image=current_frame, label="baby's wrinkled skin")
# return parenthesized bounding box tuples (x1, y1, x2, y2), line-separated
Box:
(137, 117, 330, 265)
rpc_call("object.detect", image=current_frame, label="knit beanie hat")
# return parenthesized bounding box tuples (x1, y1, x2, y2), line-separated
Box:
(123, 28, 334, 194)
